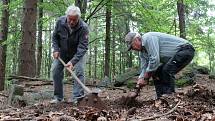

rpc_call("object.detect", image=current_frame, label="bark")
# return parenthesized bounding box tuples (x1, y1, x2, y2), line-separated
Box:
(0, 0, 10, 91)
(48, 23, 52, 78)
(94, 43, 97, 79)
(0, 46, 3, 90)
(88, 44, 92, 77)
(174, 18, 177, 36)
(104, 1, 111, 77)
(177, 0, 186, 39)
(126, 20, 132, 68)
(112, 23, 116, 80)
(36, 0, 43, 77)
(94, 20, 98, 79)
(18, 0, 37, 77)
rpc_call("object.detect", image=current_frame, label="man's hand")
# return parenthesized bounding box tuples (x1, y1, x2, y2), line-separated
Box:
(136, 78, 148, 88)
(53, 52, 60, 59)
(65, 61, 74, 70)
(144, 72, 152, 80)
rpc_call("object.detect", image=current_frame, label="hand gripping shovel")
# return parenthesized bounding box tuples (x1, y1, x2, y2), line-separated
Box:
(58, 57, 107, 111)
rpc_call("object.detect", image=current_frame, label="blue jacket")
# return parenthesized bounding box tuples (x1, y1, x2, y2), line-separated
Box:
(52, 16, 89, 65)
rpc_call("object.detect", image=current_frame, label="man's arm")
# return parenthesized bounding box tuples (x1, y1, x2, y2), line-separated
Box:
(145, 35, 160, 73)
(139, 52, 148, 79)
(137, 36, 160, 88)
(52, 20, 60, 53)
(70, 26, 89, 65)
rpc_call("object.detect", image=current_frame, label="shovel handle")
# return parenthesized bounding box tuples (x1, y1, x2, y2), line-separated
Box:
(58, 57, 91, 93)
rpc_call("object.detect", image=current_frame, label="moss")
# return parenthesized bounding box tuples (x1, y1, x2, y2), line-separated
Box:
(175, 79, 189, 87)
(126, 80, 136, 89)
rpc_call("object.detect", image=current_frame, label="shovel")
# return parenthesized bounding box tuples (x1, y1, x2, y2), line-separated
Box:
(58, 57, 107, 111)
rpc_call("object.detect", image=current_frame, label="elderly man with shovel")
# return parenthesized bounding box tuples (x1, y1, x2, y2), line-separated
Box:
(50, 5, 89, 104)
(124, 32, 195, 100)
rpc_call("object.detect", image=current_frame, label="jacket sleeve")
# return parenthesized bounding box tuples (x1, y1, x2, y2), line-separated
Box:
(139, 52, 149, 78)
(70, 26, 89, 65)
(52, 19, 60, 52)
(145, 35, 160, 72)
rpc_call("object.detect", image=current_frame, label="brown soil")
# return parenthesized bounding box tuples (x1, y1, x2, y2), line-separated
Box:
(0, 74, 215, 121)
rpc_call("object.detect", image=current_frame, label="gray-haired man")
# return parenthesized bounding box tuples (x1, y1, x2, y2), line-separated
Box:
(51, 6, 89, 103)
(125, 32, 195, 98)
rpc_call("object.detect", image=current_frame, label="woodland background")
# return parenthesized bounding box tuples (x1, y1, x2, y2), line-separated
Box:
(0, 0, 215, 91)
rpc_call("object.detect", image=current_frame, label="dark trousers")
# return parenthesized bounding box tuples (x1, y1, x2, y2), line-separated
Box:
(153, 44, 195, 98)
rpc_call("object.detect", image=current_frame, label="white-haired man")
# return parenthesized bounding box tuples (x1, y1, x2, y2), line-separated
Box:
(125, 32, 195, 98)
(51, 6, 89, 103)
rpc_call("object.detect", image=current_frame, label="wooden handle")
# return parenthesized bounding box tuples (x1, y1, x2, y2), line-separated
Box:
(58, 57, 91, 93)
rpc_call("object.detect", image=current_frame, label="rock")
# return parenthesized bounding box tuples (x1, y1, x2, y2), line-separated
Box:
(127, 107, 136, 115)
(195, 66, 209, 74)
(12, 95, 27, 107)
(175, 67, 196, 87)
(98, 76, 112, 87)
(114, 67, 139, 87)
(8, 84, 24, 105)
(97, 116, 107, 121)
(209, 74, 215, 79)
(52, 115, 77, 121)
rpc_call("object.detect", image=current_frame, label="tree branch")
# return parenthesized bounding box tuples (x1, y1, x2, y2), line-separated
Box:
(139, 100, 181, 121)
(85, 0, 110, 23)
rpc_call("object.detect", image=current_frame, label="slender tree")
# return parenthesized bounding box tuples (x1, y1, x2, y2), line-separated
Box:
(88, 43, 92, 78)
(18, 0, 37, 77)
(104, 0, 111, 77)
(177, 0, 186, 39)
(111, 22, 116, 80)
(0, 0, 10, 90)
(36, 0, 43, 77)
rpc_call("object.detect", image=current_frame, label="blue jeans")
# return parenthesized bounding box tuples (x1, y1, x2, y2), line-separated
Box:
(51, 55, 86, 101)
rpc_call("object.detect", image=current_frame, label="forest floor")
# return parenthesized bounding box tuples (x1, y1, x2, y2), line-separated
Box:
(0, 73, 215, 121)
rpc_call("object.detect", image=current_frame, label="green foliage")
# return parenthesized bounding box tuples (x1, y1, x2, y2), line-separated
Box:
(126, 80, 135, 89)
(176, 79, 189, 87)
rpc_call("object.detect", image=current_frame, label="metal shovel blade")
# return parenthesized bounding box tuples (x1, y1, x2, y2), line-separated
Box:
(58, 57, 107, 110)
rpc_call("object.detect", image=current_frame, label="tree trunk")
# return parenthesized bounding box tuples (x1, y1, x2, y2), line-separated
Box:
(104, 1, 111, 77)
(18, 0, 37, 77)
(125, 20, 132, 68)
(48, 22, 52, 78)
(174, 18, 177, 36)
(0, 0, 10, 91)
(112, 23, 116, 80)
(88, 44, 92, 78)
(0, 46, 4, 90)
(119, 31, 122, 75)
(94, 43, 98, 79)
(94, 20, 98, 79)
(36, 0, 43, 77)
(75, 0, 87, 20)
(177, 0, 186, 39)
(101, 48, 104, 79)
